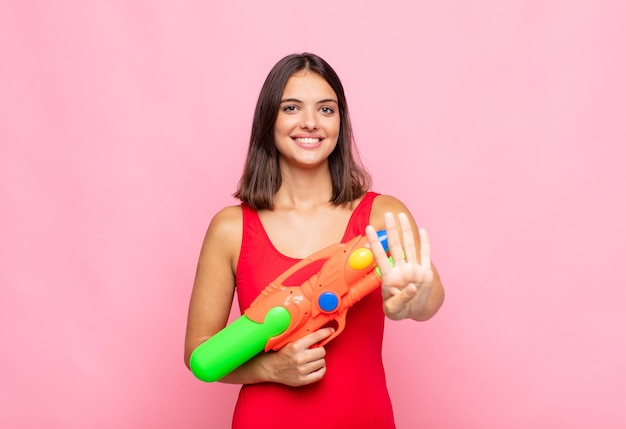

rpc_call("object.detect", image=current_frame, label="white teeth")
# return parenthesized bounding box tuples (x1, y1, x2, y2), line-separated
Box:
(295, 137, 321, 144)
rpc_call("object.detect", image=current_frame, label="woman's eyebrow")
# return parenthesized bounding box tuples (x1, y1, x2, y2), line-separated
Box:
(279, 98, 338, 104)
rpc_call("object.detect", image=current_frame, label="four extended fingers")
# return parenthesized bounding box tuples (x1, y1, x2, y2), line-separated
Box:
(367, 211, 433, 318)
(369, 212, 430, 267)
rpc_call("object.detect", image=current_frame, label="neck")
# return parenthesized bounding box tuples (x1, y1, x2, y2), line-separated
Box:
(274, 166, 333, 210)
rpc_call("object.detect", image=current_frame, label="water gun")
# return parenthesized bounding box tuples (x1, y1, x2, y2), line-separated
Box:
(190, 230, 390, 382)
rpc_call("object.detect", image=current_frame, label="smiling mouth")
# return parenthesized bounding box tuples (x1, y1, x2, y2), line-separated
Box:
(293, 137, 323, 144)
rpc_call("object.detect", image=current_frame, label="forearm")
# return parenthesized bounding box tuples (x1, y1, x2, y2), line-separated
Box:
(213, 352, 274, 385)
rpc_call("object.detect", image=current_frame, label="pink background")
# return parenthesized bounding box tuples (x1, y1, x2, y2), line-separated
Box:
(2, 1, 625, 428)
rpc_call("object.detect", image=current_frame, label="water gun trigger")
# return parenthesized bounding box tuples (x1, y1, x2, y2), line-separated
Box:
(312, 315, 347, 348)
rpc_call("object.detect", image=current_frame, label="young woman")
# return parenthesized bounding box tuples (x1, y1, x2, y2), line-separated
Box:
(184, 52, 444, 429)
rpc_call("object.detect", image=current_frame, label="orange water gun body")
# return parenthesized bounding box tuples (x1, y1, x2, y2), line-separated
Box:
(190, 231, 389, 382)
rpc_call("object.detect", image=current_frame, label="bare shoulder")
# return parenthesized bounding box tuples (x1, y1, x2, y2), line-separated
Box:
(201, 205, 243, 267)
(370, 194, 415, 229)
(207, 205, 243, 236)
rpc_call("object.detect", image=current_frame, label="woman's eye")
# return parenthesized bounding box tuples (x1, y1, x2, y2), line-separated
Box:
(282, 105, 298, 112)
(320, 106, 335, 114)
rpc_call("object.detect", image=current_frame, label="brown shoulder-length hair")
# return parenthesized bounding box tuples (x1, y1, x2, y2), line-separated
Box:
(233, 52, 371, 210)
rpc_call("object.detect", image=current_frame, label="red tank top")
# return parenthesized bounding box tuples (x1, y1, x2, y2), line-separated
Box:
(232, 192, 396, 429)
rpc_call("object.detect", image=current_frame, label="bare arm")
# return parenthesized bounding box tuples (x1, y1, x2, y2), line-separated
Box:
(184, 206, 241, 369)
(183, 206, 334, 386)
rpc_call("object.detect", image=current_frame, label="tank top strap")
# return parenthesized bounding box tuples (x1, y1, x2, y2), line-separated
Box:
(341, 191, 380, 242)
(240, 203, 263, 252)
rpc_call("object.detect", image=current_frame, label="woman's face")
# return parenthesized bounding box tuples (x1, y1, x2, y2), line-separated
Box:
(273, 70, 340, 169)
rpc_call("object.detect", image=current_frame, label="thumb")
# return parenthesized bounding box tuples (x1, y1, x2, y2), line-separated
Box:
(384, 285, 417, 317)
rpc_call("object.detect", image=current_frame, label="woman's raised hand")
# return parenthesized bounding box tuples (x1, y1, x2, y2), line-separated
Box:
(366, 212, 434, 320)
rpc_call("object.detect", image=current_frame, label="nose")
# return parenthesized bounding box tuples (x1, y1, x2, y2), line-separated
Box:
(300, 108, 318, 130)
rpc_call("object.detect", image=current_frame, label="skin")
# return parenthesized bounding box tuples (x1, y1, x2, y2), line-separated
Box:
(184, 70, 445, 387)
